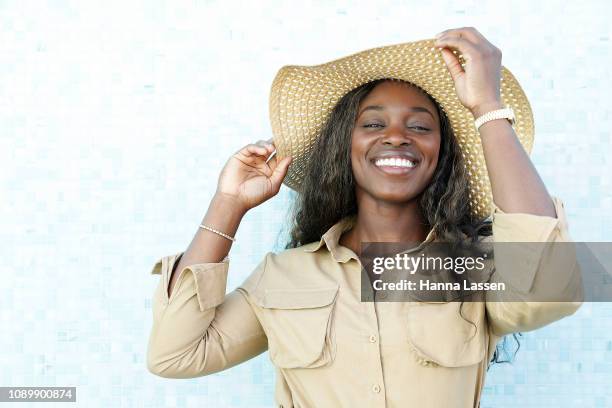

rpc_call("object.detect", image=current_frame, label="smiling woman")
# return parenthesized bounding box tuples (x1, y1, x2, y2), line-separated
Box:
(147, 29, 583, 408)
(287, 78, 483, 251)
(352, 81, 441, 205)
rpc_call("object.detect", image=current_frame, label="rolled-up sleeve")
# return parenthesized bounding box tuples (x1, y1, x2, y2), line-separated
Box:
(146, 252, 268, 378)
(485, 196, 584, 337)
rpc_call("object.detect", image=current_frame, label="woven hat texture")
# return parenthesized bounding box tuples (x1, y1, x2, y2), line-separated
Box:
(269, 39, 534, 218)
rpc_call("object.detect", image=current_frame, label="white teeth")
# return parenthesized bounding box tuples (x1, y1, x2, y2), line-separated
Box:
(374, 157, 416, 168)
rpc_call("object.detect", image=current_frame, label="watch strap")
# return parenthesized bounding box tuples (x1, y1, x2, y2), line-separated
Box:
(474, 107, 515, 130)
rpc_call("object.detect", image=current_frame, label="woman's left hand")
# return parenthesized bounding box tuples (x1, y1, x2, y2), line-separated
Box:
(434, 27, 504, 118)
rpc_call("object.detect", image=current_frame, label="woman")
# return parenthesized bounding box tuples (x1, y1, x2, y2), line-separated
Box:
(147, 28, 582, 407)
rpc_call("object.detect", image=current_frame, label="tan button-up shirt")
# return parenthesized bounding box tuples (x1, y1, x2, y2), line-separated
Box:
(147, 196, 583, 408)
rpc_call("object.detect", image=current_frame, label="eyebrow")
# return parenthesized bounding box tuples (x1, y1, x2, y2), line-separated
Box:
(358, 105, 435, 119)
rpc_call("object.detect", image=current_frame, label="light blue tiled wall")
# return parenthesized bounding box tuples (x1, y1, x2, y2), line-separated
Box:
(1, 1, 610, 407)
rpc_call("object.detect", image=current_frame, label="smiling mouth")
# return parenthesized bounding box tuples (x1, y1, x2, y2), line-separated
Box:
(371, 157, 419, 175)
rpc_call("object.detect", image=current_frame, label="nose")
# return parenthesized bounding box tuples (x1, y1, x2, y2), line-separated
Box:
(381, 123, 412, 146)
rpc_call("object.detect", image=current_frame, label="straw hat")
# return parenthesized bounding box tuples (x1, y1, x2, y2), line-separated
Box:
(268, 39, 534, 218)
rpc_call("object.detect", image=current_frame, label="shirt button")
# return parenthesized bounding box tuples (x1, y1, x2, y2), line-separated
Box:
(369, 334, 377, 343)
(372, 384, 381, 393)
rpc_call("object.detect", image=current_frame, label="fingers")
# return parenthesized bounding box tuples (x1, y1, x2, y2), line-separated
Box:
(438, 47, 465, 81)
(235, 139, 285, 174)
(436, 27, 484, 45)
(462, 27, 488, 44)
(269, 156, 292, 190)
(435, 35, 478, 61)
(263, 138, 277, 164)
(255, 139, 274, 147)
(235, 139, 293, 187)
(435, 28, 502, 83)
(435, 27, 501, 59)
(254, 139, 275, 155)
(265, 148, 277, 166)
(435, 31, 473, 80)
(244, 144, 271, 157)
(233, 145, 273, 173)
(236, 139, 274, 158)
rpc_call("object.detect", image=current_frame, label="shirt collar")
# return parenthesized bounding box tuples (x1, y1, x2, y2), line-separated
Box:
(303, 215, 437, 263)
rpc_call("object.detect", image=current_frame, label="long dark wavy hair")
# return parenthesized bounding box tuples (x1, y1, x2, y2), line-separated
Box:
(283, 78, 520, 366)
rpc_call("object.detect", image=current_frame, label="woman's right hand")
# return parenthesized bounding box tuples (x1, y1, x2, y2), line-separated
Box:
(216, 139, 292, 213)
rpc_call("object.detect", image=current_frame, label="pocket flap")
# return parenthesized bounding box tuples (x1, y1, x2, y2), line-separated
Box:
(252, 286, 340, 369)
(257, 286, 339, 309)
(406, 302, 486, 367)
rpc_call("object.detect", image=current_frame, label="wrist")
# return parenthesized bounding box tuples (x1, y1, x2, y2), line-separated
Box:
(212, 191, 249, 217)
(201, 193, 246, 241)
(470, 100, 505, 119)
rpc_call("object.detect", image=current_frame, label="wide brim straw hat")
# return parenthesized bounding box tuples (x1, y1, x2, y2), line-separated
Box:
(268, 38, 534, 219)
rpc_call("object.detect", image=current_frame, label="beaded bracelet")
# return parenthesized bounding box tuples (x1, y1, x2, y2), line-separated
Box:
(199, 224, 236, 242)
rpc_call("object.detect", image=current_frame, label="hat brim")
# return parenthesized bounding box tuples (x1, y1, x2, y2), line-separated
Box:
(269, 39, 534, 219)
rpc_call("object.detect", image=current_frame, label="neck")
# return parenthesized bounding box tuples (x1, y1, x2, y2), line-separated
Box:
(339, 193, 430, 255)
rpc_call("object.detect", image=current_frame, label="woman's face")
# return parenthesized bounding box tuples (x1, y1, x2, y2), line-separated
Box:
(351, 80, 441, 204)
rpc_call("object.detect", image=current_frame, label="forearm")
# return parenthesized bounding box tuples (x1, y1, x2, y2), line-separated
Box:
(485, 196, 583, 336)
(168, 193, 247, 297)
(148, 265, 268, 378)
(474, 102, 556, 217)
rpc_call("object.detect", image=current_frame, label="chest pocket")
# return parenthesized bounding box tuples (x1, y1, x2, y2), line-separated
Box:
(406, 301, 487, 367)
(253, 286, 340, 369)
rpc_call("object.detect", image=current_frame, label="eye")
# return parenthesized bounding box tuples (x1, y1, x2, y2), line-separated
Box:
(361, 123, 431, 131)
(409, 126, 430, 132)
